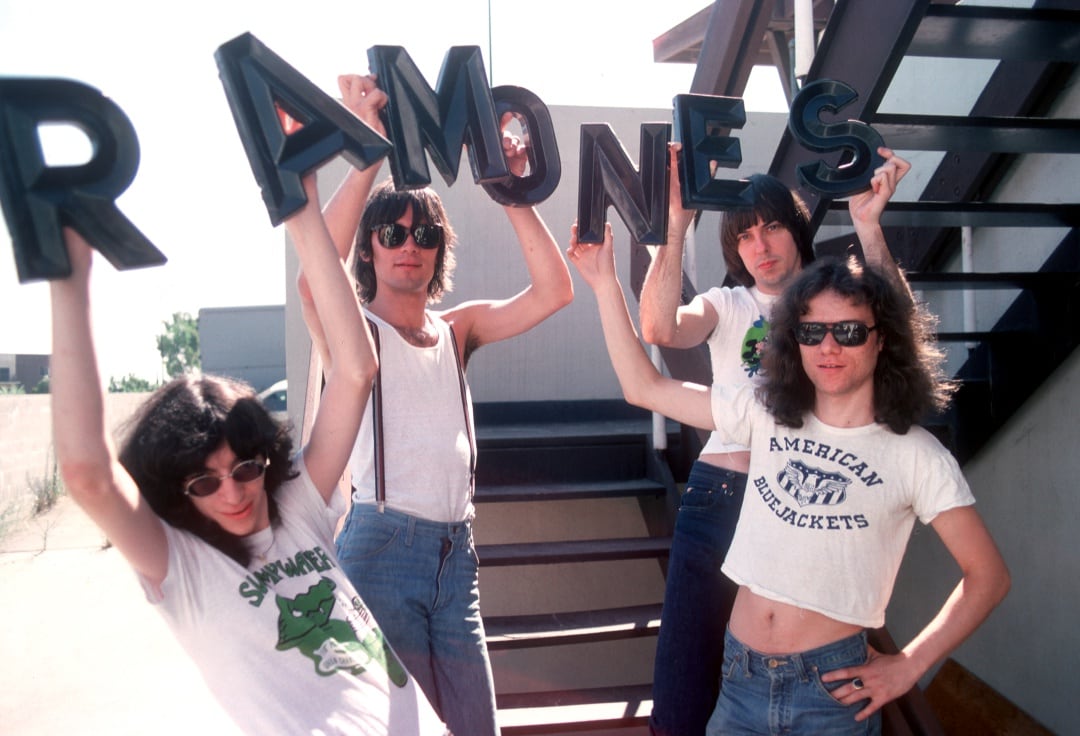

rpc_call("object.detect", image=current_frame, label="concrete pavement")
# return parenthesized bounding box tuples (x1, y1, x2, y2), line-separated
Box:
(0, 496, 239, 735)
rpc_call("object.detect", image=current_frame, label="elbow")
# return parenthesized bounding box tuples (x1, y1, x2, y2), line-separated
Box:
(622, 385, 649, 410)
(619, 373, 661, 413)
(346, 351, 379, 394)
(638, 308, 677, 346)
(533, 279, 575, 322)
(548, 274, 575, 314)
(365, 352, 380, 387)
(639, 321, 674, 347)
(557, 280, 575, 311)
(58, 457, 119, 505)
(993, 564, 1012, 607)
(972, 557, 1012, 613)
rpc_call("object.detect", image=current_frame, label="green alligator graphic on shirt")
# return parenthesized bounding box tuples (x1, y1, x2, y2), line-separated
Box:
(274, 576, 407, 686)
(741, 316, 769, 377)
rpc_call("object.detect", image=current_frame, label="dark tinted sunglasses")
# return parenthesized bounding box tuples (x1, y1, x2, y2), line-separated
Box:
(794, 321, 878, 347)
(372, 223, 444, 249)
(184, 457, 269, 497)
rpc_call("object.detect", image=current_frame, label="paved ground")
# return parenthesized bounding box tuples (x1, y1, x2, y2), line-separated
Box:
(0, 496, 239, 735)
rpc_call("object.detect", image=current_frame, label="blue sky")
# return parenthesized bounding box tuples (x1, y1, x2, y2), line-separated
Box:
(0, 0, 785, 381)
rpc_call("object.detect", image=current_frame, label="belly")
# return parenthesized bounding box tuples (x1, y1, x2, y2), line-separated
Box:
(728, 586, 863, 655)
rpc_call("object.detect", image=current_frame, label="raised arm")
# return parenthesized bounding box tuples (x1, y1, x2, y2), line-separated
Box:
(321, 74, 389, 260)
(639, 142, 719, 348)
(50, 230, 169, 584)
(298, 73, 387, 368)
(440, 116, 574, 357)
(848, 146, 915, 305)
(567, 221, 714, 430)
(285, 173, 379, 502)
(823, 504, 1010, 721)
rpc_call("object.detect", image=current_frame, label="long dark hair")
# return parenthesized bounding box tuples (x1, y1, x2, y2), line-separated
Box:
(720, 174, 814, 287)
(353, 178, 457, 303)
(118, 375, 297, 565)
(759, 256, 955, 433)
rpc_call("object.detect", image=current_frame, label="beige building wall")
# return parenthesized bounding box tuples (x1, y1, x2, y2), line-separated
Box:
(285, 103, 788, 414)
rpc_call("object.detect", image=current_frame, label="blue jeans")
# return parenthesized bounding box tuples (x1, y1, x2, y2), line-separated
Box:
(650, 462, 746, 736)
(706, 628, 880, 736)
(336, 505, 499, 736)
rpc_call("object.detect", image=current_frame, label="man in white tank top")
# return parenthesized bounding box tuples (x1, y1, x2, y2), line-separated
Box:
(299, 74, 573, 736)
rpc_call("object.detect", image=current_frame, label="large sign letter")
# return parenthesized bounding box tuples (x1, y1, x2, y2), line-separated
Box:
(368, 45, 507, 189)
(482, 86, 561, 207)
(576, 123, 670, 245)
(0, 78, 165, 283)
(787, 79, 884, 197)
(215, 32, 392, 225)
(673, 93, 753, 210)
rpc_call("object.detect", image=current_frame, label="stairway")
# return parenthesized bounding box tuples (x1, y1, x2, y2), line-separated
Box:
(646, 2, 1080, 734)
(470, 400, 682, 735)
(765, 0, 1080, 463)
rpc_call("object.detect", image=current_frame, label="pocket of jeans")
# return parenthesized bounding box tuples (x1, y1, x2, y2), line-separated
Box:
(337, 520, 399, 564)
(680, 485, 713, 510)
(811, 665, 863, 704)
(721, 648, 744, 681)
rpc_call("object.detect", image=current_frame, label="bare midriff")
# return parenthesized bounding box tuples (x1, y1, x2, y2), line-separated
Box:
(702, 450, 860, 653)
(729, 587, 863, 655)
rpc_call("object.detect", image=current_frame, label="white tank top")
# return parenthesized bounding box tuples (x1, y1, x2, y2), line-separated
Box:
(348, 312, 475, 522)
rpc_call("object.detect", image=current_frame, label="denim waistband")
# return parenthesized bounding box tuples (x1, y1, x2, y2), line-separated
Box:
(725, 627, 867, 680)
(350, 503, 472, 538)
(688, 460, 748, 487)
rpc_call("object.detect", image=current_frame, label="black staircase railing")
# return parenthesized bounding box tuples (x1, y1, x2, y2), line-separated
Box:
(646, 1, 1080, 734)
(779, 0, 1080, 464)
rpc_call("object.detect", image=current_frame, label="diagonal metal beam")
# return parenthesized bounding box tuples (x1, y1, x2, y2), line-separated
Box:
(870, 114, 1080, 153)
(823, 201, 1080, 229)
(769, 0, 933, 226)
(689, 0, 775, 96)
(910, 5, 1080, 62)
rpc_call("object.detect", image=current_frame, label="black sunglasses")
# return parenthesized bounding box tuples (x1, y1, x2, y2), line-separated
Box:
(184, 457, 269, 497)
(794, 321, 878, 347)
(372, 223, 444, 249)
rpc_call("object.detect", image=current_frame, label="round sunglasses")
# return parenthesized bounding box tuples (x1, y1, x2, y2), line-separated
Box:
(794, 321, 878, 347)
(184, 457, 269, 497)
(371, 223, 444, 250)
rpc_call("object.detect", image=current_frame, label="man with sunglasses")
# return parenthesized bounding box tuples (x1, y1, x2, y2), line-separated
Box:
(568, 223, 1010, 736)
(639, 141, 913, 736)
(299, 74, 573, 736)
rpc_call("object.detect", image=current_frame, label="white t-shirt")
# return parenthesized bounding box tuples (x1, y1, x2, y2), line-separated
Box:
(698, 285, 776, 455)
(144, 457, 447, 736)
(712, 384, 975, 628)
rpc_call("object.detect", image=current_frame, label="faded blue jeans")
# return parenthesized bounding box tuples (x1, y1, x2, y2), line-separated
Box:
(706, 628, 880, 736)
(650, 462, 746, 736)
(336, 504, 498, 736)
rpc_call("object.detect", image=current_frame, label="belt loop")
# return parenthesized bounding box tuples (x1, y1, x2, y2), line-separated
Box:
(405, 514, 416, 545)
(792, 651, 809, 682)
